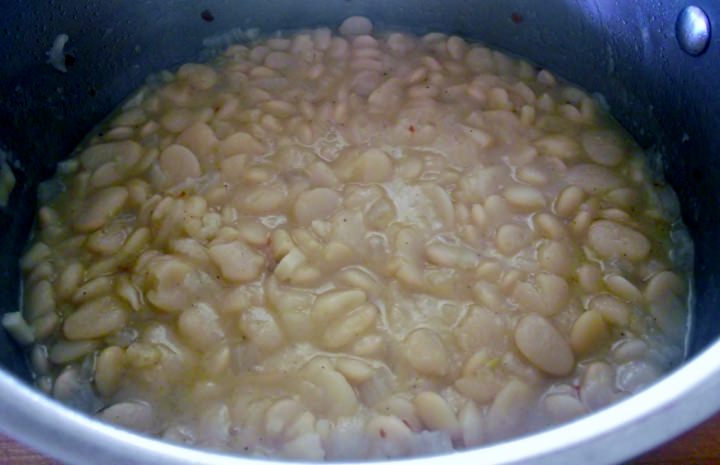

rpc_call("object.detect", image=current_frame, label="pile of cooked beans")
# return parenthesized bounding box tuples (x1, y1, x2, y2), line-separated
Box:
(3, 16, 691, 460)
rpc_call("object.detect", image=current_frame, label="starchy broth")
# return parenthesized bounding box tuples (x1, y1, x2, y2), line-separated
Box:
(5, 16, 692, 459)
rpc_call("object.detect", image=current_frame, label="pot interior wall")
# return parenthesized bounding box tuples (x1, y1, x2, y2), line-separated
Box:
(1, 0, 718, 380)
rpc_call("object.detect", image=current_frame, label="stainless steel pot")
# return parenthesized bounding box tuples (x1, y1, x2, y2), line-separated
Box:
(1, 1, 718, 464)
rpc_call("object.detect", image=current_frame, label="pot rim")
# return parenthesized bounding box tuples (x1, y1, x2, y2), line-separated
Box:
(1, 340, 719, 465)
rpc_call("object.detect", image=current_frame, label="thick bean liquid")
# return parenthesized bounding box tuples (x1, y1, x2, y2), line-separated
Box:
(6, 16, 691, 460)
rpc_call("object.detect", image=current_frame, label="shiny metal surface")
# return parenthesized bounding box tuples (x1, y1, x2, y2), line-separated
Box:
(1, 1, 720, 464)
(676, 5, 711, 55)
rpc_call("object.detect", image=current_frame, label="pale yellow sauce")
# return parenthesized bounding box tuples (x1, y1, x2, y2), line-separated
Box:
(12, 16, 691, 460)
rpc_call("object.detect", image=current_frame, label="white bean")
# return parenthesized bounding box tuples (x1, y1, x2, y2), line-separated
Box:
(322, 303, 377, 349)
(305, 361, 358, 418)
(606, 187, 641, 209)
(580, 362, 616, 411)
(160, 108, 195, 133)
(567, 164, 623, 194)
(335, 358, 374, 384)
(536, 273, 570, 314)
(423, 184, 455, 229)
(179, 303, 225, 350)
(589, 294, 630, 327)
(503, 185, 546, 211)
(352, 333, 385, 358)
(544, 394, 586, 423)
(238, 184, 287, 214)
(25, 279, 56, 320)
(313, 27, 332, 50)
(178, 63, 218, 90)
(312, 289, 367, 323)
(538, 240, 574, 276)
(587, 220, 650, 261)
(581, 129, 625, 167)
(209, 241, 265, 283)
(405, 328, 448, 377)
(612, 338, 648, 363)
(234, 222, 267, 248)
(49, 339, 98, 364)
(366, 415, 413, 457)
(74, 186, 128, 232)
(264, 398, 304, 438)
(426, 243, 470, 268)
(261, 100, 296, 118)
(353, 36, 379, 50)
(307, 162, 339, 187)
(555, 185, 585, 217)
(145, 258, 192, 312)
(336, 268, 380, 296)
(32, 313, 60, 340)
(487, 87, 512, 111)
(514, 314, 574, 376)
(516, 165, 548, 186)
(95, 346, 126, 397)
(385, 33, 415, 55)
(339, 16, 373, 36)
(265, 51, 292, 70)
(293, 188, 341, 226)
(159, 144, 201, 184)
(570, 310, 610, 355)
(605, 274, 642, 303)
(486, 380, 534, 440)
(459, 401, 485, 447)
(570, 210, 593, 237)
(86, 226, 128, 255)
(240, 306, 284, 352)
(176, 122, 217, 158)
(98, 401, 154, 432)
(446, 36, 468, 60)
(456, 306, 508, 353)
(366, 197, 397, 230)
(472, 281, 506, 311)
(125, 342, 161, 368)
(80, 140, 142, 171)
(535, 135, 581, 160)
(328, 36, 350, 59)
(2, 312, 34, 345)
(20, 242, 51, 273)
(30, 344, 50, 375)
(649, 295, 687, 341)
(645, 271, 686, 302)
(617, 360, 661, 393)
(413, 392, 460, 437)
(578, 263, 603, 292)
(348, 148, 393, 182)
(496, 224, 532, 256)
(63, 296, 128, 340)
(534, 213, 566, 239)
(218, 131, 265, 157)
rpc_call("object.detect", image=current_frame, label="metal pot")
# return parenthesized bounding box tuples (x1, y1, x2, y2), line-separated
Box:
(1, 1, 719, 463)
